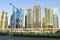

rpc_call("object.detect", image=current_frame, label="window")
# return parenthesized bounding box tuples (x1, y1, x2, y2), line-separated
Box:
(2, 12, 4, 15)
(6, 12, 7, 15)
(5, 16, 7, 20)
(16, 18, 20, 23)
(5, 21, 8, 28)
(21, 25, 22, 27)
(2, 16, 3, 19)
(21, 20, 22, 22)
(36, 8, 39, 20)
(21, 15, 23, 17)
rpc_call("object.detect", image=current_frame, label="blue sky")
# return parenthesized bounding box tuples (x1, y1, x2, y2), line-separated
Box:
(0, 0, 60, 26)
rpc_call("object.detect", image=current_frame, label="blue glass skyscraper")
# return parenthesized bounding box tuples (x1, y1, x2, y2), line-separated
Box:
(16, 8, 24, 28)
(10, 8, 24, 28)
(16, 9, 20, 28)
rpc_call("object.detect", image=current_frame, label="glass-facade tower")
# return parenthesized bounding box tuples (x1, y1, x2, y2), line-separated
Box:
(16, 8, 24, 28)
(16, 9, 21, 28)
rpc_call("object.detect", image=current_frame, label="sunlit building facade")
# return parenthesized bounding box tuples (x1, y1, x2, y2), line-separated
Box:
(45, 8, 53, 28)
(0, 16, 1, 28)
(33, 6, 41, 28)
(53, 8, 59, 28)
(44, 8, 59, 33)
(1, 10, 8, 29)
(42, 17, 45, 28)
(45, 8, 59, 28)
(59, 17, 60, 28)
(27, 8, 33, 28)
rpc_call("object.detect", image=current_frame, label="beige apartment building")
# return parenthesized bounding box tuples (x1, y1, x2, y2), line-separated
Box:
(1, 10, 8, 29)
(33, 6, 42, 28)
(27, 8, 33, 28)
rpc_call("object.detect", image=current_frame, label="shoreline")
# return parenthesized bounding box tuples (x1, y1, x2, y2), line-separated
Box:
(0, 32, 60, 38)
(12, 33, 60, 38)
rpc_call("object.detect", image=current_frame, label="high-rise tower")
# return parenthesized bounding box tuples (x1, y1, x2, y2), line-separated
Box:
(33, 6, 41, 28)
(45, 8, 53, 28)
(53, 8, 59, 28)
(16, 8, 24, 28)
(0, 16, 1, 28)
(25, 15, 27, 28)
(27, 8, 33, 28)
(45, 8, 59, 28)
(1, 10, 8, 29)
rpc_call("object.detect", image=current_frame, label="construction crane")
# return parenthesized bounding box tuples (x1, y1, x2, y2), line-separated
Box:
(9, 3, 18, 9)
(9, 3, 17, 29)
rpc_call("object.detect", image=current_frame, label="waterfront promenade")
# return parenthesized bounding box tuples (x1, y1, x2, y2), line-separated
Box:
(0, 28, 60, 40)
(0, 28, 60, 33)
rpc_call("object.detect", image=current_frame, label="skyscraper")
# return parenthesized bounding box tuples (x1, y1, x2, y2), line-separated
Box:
(16, 8, 24, 28)
(10, 14, 13, 28)
(42, 17, 45, 28)
(25, 15, 27, 28)
(27, 8, 33, 28)
(33, 6, 41, 28)
(13, 9, 16, 28)
(1, 10, 8, 29)
(45, 8, 59, 28)
(45, 8, 53, 28)
(53, 8, 59, 28)
(10, 8, 24, 28)
(59, 17, 60, 28)
(16, 9, 20, 28)
(0, 16, 1, 28)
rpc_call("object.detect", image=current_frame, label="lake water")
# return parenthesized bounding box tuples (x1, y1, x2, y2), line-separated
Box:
(0, 35, 60, 40)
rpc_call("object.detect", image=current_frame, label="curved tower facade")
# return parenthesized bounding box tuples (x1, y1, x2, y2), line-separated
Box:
(1, 10, 8, 29)
(27, 8, 33, 28)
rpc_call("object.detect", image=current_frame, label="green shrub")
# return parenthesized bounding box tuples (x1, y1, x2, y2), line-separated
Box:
(0, 32, 9, 35)
(12, 33, 60, 38)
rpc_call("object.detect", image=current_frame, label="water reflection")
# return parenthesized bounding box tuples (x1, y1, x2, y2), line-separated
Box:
(0, 35, 60, 40)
